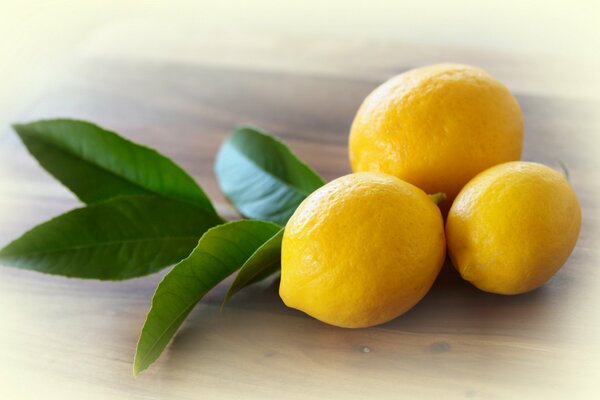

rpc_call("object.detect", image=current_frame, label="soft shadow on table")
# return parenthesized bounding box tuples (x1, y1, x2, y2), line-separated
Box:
(148, 258, 566, 396)
(170, 257, 559, 343)
(215, 258, 556, 328)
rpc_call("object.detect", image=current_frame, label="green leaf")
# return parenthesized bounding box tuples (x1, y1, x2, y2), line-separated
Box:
(134, 220, 281, 375)
(215, 126, 324, 225)
(13, 119, 216, 213)
(222, 228, 283, 307)
(0, 195, 223, 280)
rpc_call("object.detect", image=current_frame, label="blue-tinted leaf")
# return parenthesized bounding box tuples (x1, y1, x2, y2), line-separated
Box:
(215, 126, 324, 224)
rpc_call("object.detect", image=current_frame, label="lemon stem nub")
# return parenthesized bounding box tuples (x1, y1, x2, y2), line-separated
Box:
(429, 192, 447, 205)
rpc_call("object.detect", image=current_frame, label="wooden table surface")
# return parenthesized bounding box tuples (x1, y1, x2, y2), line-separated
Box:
(1, 23, 599, 400)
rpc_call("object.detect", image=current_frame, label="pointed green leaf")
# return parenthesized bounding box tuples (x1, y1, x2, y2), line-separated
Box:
(215, 126, 324, 225)
(0, 195, 223, 280)
(222, 228, 283, 307)
(134, 220, 281, 375)
(13, 119, 215, 212)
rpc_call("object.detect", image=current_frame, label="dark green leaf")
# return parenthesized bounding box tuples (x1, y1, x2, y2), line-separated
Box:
(134, 220, 281, 375)
(0, 195, 223, 280)
(215, 126, 324, 225)
(222, 228, 283, 307)
(13, 119, 215, 213)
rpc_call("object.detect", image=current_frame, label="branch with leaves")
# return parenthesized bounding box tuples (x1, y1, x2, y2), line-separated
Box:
(0, 119, 325, 374)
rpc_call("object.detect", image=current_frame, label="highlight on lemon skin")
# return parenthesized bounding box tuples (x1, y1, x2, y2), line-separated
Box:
(348, 63, 524, 212)
(279, 172, 446, 328)
(446, 161, 581, 295)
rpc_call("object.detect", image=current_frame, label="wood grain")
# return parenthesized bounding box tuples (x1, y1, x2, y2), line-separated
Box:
(0, 27, 599, 400)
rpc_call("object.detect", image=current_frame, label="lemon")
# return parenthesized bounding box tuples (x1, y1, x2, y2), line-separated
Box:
(349, 64, 523, 211)
(446, 161, 581, 295)
(279, 172, 446, 328)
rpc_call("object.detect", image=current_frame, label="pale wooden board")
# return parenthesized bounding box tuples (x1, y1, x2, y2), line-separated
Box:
(0, 28, 599, 400)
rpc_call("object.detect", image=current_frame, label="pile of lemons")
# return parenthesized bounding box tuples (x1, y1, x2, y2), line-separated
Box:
(279, 64, 581, 328)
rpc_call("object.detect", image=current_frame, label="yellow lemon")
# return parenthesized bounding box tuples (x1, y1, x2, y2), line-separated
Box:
(280, 172, 446, 328)
(349, 64, 523, 210)
(446, 161, 581, 295)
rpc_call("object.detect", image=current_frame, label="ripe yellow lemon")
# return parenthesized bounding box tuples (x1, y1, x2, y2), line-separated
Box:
(280, 172, 446, 328)
(349, 64, 523, 210)
(446, 161, 581, 295)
